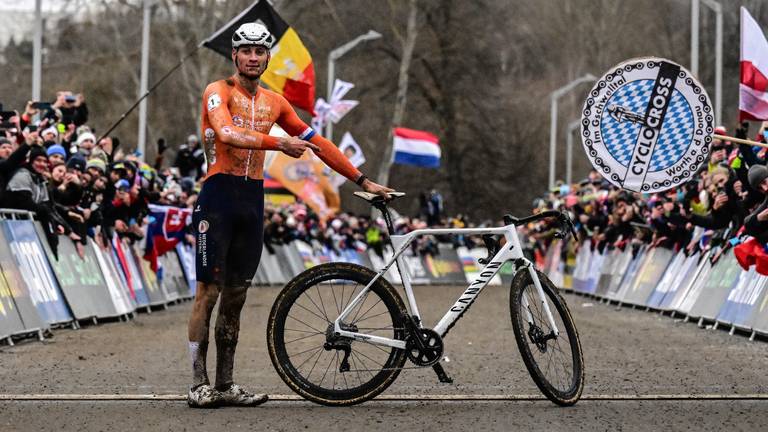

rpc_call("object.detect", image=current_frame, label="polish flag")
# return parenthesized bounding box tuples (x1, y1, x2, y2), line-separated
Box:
(392, 127, 441, 168)
(740, 7, 768, 121)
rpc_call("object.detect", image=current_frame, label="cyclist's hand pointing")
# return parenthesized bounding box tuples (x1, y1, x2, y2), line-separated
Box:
(278, 136, 321, 158)
(362, 178, 394, 200)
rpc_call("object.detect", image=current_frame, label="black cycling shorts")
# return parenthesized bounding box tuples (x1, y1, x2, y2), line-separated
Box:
(193, 173, 264, 287)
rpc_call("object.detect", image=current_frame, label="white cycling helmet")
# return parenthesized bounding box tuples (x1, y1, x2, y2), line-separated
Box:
(232, 22, 274, 49)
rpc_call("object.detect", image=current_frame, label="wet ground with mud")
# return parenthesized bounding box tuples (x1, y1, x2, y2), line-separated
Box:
(1, 285, 766, 431)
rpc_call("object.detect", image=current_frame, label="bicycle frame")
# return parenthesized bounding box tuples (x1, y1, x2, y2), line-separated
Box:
(333, 223, 561, 350)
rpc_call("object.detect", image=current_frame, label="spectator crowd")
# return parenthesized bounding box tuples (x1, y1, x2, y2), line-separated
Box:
(16, 90, 760, 270)
(0, 90, 485, 264)
(526, 122, 768, 267)
(0, 91, 208, 258)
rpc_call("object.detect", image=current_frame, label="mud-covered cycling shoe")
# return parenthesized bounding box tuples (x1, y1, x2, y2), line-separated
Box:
(218, 384, 269, 407)
(187, 384, 223, 408)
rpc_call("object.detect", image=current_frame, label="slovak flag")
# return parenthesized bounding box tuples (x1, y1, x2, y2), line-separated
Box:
(392, 127, 441, 168)
(143, 204, 192, 272)
(739, 7, 768, 121)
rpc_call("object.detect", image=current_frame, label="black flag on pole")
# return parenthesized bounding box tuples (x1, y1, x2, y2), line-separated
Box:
(203, 0, 316, 113)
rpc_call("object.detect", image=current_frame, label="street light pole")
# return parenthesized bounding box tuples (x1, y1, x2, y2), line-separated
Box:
(701, 0, 723, 125)
(691, 0, 699, 78)
(325, 30, 382, 141)
(692, 0, 723, 125)
(549, 74, 596, 189)
(137, 0, 154, 160)
(32, 0, 42, 101)
(566, 119, 581, 185)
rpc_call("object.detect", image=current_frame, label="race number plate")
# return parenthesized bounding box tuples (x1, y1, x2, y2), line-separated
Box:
(581, 57, 713, 193)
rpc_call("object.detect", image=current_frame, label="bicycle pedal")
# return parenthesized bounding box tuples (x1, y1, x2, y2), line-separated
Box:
(432, 363, 454, 384)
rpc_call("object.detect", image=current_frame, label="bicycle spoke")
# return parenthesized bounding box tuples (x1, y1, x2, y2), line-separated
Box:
(351, 351, 376, 380)
(293, 300, 330, 324)
(353, 309, 390, 324)
(349, 353, 364, 386)
(287, 314, 325, 333)
(330, 281, 341, 315)
(293, 346, 324, 370)
(284, 328, 324, 335)
(349, 290, 370, 323)
(300, 289, 328, 322)
(285, 332, 325, 345)
(320, 351, 336, 388)
(315, 285, 330, 322)
(352, 347, 386, 368)
(341, 283, 360, 312)
(352, 297, 383, 324)
(306, 347, 325, 381)
(332, 351, 339, 390)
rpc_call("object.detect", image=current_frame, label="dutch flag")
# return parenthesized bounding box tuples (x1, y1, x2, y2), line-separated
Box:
(392, 127, 441, 168)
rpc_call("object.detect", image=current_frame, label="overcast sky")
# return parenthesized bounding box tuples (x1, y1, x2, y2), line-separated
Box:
(0, 0, 102, 45)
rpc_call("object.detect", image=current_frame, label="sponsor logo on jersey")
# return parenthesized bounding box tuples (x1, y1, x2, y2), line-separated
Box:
(581, 57, 712, 193)
(198, 220, 210, 234)
(204, 128, 215, 145)
(207, 93, 222, 111)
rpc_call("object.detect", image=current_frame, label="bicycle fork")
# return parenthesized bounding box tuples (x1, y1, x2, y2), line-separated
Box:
(521, 263, 560, 337)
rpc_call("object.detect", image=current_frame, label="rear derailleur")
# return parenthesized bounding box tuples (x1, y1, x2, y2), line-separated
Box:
(324, 322, 357, 372)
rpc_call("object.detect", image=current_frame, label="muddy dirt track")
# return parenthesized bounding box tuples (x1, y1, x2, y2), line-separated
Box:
(1, 284, 767, 431)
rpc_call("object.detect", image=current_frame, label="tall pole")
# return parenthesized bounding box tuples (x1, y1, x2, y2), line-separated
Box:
(566, 120, 580, 185)
(548, 74, 596, 189)
(691, 0, 699, 78)
(324, 30, 382, 142)
(137, 0, 152, 160)
(32, 0, 42, 101)
(714, 2, 722, 126)
(326, 55, 335, 141)
(549, 96, 558, 189)
(701, 0, 723, 125)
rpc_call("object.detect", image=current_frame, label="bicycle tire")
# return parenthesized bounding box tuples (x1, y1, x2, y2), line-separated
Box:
(267, 262, 408, 406)
(510, 269, 584, 406)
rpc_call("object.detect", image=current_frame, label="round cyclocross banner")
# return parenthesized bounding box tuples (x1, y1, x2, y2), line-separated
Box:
(581, 57, 713, 193)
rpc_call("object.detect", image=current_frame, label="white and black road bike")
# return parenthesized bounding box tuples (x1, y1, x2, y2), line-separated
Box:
(267, 192, 584, 406)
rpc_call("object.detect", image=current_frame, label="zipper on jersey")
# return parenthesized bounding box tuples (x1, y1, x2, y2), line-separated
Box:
(245, 95, 255, 180)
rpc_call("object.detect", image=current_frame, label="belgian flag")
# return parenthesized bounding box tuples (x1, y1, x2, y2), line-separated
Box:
(203, 0, 316, 114)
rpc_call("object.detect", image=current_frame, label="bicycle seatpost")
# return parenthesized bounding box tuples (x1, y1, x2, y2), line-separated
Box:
(373, 201, 396, 235)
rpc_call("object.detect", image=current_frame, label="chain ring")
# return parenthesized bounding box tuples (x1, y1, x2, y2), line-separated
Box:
(405, 328, 443, 366)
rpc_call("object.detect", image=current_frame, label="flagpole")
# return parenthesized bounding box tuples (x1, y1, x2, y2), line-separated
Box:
(97, 44, 202, 144)
(325, 30, 382, 142)
(713, 134, 768, 149)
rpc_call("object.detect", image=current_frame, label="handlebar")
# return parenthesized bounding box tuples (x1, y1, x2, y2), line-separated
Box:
(503, 210, 578, 241)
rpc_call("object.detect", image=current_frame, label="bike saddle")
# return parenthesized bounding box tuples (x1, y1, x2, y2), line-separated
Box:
(353, 191, 406, 203)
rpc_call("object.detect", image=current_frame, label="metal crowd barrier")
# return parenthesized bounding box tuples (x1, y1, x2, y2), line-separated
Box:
(546, 239, 768, 341)
(0, 209, 195, 345)
(0, 213, 495, 345)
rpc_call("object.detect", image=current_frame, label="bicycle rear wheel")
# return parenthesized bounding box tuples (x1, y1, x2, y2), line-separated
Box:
(510, 269, 584, 406)
(267, 262, 408, 406)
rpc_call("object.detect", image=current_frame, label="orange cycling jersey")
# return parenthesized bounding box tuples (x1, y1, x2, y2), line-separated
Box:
(201, 75, 362, 181)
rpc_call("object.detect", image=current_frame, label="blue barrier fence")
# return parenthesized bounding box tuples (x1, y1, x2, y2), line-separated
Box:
(547, 239, 768, 340)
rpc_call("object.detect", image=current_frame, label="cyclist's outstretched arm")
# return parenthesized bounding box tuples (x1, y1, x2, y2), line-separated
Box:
(276, 97, 362, 183)
(203, 84, 318, 156)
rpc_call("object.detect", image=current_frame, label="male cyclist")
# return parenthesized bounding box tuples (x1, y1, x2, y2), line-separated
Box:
(187, 22, 392, 408)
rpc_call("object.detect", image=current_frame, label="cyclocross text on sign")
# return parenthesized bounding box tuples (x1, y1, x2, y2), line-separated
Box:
(581, 57, 713, 193)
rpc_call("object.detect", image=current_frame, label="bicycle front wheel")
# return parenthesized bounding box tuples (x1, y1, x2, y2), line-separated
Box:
(267, 262, 408, 406)
(510, 269, 584, 406)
